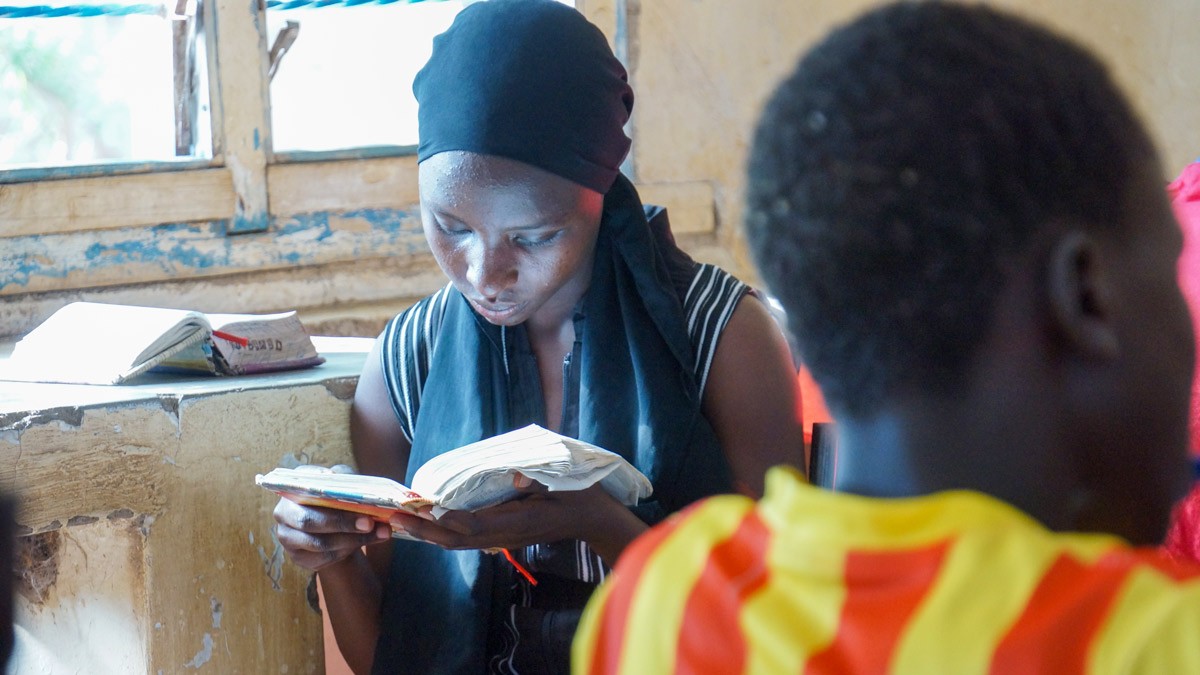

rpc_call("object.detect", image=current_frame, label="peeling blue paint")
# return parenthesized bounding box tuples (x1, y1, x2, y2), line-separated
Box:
(257, 527, 285, 592)
(252, 128, 260, 151)
(2, 207, 425, 292)
(228, 211, 270, 234)
(183, 633, 214, 669)
(343, 207, 417, 231)
(77, 221, 231, 271)
(273, 208, 416, 238)
(6, 253, 55, 288)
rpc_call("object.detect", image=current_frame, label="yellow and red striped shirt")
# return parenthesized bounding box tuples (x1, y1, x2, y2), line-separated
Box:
(574, 466, 1200, 674)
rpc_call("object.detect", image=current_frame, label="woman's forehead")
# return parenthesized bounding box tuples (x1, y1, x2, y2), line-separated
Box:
(419, 152, 601, 207)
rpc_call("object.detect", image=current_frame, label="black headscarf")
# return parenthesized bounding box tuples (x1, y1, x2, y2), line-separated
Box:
(413, 0, 634, 193)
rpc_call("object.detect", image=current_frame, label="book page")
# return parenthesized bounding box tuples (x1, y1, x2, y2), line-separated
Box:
(151, 340, 219, 376)
(255, 427, 652, 524)
(1, 302, 209, 385)
(412, 425, 653, 512)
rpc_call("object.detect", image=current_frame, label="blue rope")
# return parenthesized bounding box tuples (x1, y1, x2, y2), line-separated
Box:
(266, 0, 432, 8)
(0, 0, 439, 18)
(0, 3, 159, 17)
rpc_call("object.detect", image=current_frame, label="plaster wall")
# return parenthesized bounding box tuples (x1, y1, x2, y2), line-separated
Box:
(13, 521, 147, 673)
(621, 0, 1200, 279)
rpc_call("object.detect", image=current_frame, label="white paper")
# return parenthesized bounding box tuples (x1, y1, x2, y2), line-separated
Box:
(412, 424, 653, 512)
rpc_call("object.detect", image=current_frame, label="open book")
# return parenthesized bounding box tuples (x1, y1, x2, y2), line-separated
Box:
(256, 424, 653, 525)
(1, 302, 325, 385)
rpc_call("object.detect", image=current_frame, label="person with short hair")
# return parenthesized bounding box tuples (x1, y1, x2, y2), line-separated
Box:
(573, 3, 1200, 672)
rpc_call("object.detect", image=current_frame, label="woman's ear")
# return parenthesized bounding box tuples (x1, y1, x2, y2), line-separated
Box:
(1046, 231, 1120, 360)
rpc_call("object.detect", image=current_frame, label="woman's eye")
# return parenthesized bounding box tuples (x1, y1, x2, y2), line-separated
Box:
(436, 220, 471, 236)
(514, 230, 562, 247)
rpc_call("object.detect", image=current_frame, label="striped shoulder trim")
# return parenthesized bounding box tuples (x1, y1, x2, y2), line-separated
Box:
(380, 285, 454, 443)
(683, 264, 750, 394)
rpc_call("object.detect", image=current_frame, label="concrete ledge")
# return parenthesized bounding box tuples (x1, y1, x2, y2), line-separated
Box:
(0, 336, 370, 673)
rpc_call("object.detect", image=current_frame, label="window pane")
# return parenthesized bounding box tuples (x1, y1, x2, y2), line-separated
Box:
(267, 1, 464, 153)
(0, 9, 211, 169)
(267, 0, 576, 154)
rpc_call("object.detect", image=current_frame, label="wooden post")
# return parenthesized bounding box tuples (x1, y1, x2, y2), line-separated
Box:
(208, 0, 272, 233)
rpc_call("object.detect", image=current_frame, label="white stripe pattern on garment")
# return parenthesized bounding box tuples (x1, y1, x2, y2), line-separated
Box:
(380, 284, 453, 443)
(686, 265, 749, 394)
(488, 605, 521, 675)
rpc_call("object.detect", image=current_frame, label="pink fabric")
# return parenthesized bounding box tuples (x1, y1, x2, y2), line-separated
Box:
(1166, 484, 1200, 562)
(1162, 163, 1200, 562)
(1168, 162, 1200, 457)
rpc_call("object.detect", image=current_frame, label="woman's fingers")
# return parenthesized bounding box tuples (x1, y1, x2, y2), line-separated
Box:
(272, 498, 390, 570)
(389, 485, 616, 551)
(276, 524, 380, 555)
(273, 522, 387, 571)
(273, 498, 372, 534)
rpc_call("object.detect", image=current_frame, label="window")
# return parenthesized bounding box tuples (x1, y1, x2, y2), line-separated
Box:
(0, 0, 592, 341)
(0, 0, 579, 170)
(0, 0, 212, 170)
(266, 0, 462, 154)
(266, 0, 575, 156)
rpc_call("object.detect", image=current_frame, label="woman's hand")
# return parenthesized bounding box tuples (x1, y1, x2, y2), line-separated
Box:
(272, 465, 393, 571)
(273, 499, 391, 571)
(390, 474, 648, 566)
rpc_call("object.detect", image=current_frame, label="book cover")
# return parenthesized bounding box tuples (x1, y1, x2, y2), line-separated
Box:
(258, 469, 433, 522)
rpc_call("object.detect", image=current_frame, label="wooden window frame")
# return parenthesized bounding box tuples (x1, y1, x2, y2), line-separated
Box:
(0, 0, 716, 340)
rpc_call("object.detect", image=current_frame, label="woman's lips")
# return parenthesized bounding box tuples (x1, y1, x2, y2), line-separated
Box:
(469, 298, 523, 322)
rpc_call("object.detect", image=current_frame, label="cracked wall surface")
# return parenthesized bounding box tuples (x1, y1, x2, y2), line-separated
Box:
(1, 347, 365, 673)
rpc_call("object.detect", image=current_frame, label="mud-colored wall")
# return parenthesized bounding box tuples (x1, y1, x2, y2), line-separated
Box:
(619, 0, 1200, 279)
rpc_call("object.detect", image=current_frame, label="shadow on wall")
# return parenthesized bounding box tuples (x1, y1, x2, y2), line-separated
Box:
(0, 493, 14, 669)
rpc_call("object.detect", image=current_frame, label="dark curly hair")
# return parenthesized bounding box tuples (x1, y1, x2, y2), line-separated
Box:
(745, 1, 1156, 418)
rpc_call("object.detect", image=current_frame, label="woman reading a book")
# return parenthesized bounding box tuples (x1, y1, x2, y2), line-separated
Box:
(272, 1, 805, 673)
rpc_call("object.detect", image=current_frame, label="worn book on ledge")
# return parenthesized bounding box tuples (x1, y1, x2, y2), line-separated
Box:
(1, 302, 325, 385)
(256, 424, 654, 525)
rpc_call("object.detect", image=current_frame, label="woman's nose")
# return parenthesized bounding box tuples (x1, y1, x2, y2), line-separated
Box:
(466, 245, 517, 298)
